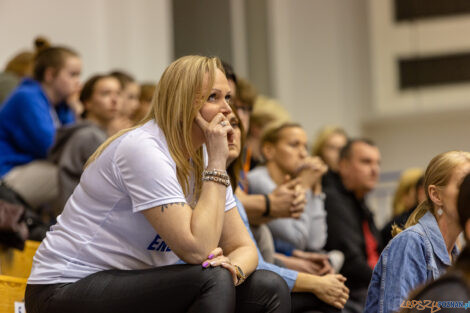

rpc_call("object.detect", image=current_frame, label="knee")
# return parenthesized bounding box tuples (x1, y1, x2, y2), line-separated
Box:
(200, 266, 235, 292)
(248, 270, 291, 302)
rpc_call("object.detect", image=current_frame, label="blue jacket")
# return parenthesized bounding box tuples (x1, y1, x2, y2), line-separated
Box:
(364, 212, 459, 313)
(0, 78, 75, 177)
(235, 197, 298, 290)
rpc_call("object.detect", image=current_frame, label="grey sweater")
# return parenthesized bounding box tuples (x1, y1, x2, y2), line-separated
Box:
(247, 166, 327, 251)
(49, 121, 107, 209)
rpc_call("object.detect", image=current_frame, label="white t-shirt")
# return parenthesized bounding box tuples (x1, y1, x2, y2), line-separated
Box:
(28, 120, 235, 284)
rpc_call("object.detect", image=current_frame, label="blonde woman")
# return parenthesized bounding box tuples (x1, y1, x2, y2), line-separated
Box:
(311, 126, 348, 190)
(365, 151, 470, 313)
(25, 56, 290, 313)
(381, 168, 424, 245)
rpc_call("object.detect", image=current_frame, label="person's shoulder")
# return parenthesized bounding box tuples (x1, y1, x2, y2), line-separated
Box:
(246, 166, 268, 180)
(414, 272, 470, 301)
(4, 80, 46, 108)
(386, 228, 426, 256)
(73, 123, 107, 141)
(115, 122, 172, 163)
(324, 185, 350, 208)
(66, 124, 107, 152)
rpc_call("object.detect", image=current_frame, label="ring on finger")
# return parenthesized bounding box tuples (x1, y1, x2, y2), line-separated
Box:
(220, 121, 227, 126)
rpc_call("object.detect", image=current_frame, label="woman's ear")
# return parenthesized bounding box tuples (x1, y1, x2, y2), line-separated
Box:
(43, 67, 57, 83)
(262, 142, 275, 162)
(428, 185, 443, 207)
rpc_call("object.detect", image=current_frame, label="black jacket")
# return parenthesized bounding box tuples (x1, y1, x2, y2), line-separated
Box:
(324, 179, 382, 291)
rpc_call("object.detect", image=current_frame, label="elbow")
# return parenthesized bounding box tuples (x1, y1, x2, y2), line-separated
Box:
(179, 252, 206, 265)
(173, 243, 214, 265)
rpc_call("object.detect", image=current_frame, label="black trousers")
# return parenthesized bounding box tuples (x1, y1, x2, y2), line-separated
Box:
(25, 265, 291, 313)
(291, 292, 342, 313)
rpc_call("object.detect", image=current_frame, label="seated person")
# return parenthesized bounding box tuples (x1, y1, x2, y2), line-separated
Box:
(365, 151, 470, 313)
(0, 44, 80, 209)
(108, 70, 140, 134)
(226, 105, 349, 313)
(222, 62, 309, 265)
(381, 168, 424, 246)
(324, 138, 382, 312)
(310, 125, 348, 190)
(247, 122, 337, 273)
(401, 172, 470, 313)
(48, 74, 121, 210)
(132, 82, 155, 124)
(25, 55, 290, 313)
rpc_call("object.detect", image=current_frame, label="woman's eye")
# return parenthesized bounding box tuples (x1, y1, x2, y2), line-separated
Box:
(208, 93, 217, 101)
(225, 95, 232, 104)
(230, 121, 239, 128)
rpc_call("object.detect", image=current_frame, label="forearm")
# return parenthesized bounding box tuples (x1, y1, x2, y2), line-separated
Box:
(187, 181, 228, 262)
(292, 272, 319, 293)
(227, 243, 258, 277)
(236, 189, 273, 225)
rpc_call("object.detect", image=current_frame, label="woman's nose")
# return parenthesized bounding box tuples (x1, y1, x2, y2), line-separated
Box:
(221, 99, 232, 116)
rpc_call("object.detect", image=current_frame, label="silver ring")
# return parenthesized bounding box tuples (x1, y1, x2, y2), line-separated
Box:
(220, 121, 227, 126)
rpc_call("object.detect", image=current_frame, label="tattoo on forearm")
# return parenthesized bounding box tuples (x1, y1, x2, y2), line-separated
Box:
(160, 202, 186, 212)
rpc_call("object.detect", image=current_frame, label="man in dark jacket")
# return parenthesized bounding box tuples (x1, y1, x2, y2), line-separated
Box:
(324, 139, 382, 313)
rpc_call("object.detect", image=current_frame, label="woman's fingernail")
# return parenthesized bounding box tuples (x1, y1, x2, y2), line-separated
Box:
(208, 254, 214, 259)
(202, 261, 209, 268)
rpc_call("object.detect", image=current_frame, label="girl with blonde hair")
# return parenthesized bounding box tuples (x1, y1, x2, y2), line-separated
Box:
(365, 150, 470, 313)
(311, 126, 348, 190)
(25, 55, 290, 313)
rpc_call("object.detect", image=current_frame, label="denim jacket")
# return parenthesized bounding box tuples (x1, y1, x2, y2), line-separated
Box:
(364, 212, 459, 313)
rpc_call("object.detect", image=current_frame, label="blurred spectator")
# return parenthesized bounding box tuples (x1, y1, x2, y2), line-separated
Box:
(247, 96, 291, 170)
(0, 42, 81, 209)
(381, 168, 424, 246)
(324, 139, 382, 313)
(132, 82, 155, 124)
(227, 107, 349, 313)
(49, 74, 120, 210)
(0, 37, 49, 106)
(108, 70, 140, 134)
(311, 126, 348, 190)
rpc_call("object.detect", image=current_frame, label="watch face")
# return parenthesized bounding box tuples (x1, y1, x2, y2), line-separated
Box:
(236, 265, 245, 278)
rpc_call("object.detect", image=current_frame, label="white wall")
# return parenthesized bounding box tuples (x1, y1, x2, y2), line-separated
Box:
(0, 0, 173, 83)
(267, 0, 371, 138)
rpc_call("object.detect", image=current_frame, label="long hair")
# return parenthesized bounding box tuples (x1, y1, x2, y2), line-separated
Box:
(227, 103, 246, 190)
(86, 55, 223, 199)
(311, 125, 347, 159)
(392, 150, 470, 237)
(392, 168, 424, 217)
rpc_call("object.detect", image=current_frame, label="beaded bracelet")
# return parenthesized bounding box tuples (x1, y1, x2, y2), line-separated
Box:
(203, 169, 229, 180)
(202, 175, 230, 187)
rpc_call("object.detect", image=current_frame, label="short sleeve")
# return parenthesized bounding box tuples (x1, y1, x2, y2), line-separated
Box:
(224, 184, 235, 212)
(115, 135, 187, 213)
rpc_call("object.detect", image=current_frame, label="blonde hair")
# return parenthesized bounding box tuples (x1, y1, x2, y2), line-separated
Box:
(392, 151, 470, 237)
(86, 55, 223, 199)
(311, 125, 347, 159)
(392, 168, 424, 217)
(250, 95, 291, 130)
